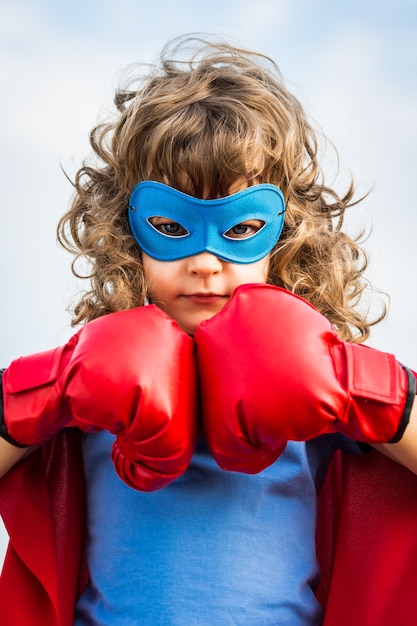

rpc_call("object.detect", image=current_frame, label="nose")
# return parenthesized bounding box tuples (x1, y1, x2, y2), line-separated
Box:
(187, 252, 223, 276)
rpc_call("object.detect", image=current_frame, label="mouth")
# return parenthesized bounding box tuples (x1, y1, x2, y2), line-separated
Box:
(185, 293, 228, 305)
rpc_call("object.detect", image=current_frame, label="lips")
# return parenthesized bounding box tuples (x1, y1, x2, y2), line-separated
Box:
(186, 293, 228, 305)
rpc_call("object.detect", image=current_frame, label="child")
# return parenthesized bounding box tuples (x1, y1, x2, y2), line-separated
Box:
(0, 36, 416, 626)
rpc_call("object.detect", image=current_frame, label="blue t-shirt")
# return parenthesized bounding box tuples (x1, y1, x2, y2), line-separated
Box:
(74, 432, 359, 625)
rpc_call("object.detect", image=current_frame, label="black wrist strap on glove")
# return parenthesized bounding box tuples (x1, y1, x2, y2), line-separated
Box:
(0, 369, 27, 448)
(389, 366, 417, 443)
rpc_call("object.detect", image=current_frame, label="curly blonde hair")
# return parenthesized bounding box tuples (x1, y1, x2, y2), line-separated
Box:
(58, 36, 385, 341)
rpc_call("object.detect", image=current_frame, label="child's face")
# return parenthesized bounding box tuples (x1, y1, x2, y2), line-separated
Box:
(138, 177, 279, 334)
(142, 250, 270, 335)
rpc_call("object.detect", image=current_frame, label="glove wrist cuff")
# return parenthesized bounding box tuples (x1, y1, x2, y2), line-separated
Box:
(0, 369, 28, 448)
(389, 366, 416, 443)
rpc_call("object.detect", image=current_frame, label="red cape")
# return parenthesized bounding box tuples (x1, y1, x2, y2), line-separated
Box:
(0, 430, 87, 626)
(1, 431, 417, 626)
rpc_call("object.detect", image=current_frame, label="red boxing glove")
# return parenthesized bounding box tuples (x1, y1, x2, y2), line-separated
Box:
(195, 284, 415, 473)
(1, 306, 199, 491)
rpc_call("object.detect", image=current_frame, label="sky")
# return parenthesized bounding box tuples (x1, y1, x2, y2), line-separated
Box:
(0, 0, 416, 559)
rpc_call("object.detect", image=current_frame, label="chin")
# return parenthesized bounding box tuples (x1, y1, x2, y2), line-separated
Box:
(180, 312, 218, 336)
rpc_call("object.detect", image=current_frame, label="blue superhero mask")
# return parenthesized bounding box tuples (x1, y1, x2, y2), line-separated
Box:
(128, 181, 286, 264)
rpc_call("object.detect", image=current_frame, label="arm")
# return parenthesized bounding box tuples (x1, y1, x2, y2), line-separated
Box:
(374, 394, 417, 474)
(0, 438, 37, 479)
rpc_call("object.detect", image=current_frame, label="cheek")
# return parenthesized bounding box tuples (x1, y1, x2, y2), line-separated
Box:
(142, 257, 165, 294)
(261, 256, 271, 281)
(246, 256, 270, 283)
(229, 259, 269, 290)
(142, 255, 183, 298)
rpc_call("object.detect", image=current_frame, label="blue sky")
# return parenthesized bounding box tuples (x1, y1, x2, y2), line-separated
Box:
(0, 0, 416, 555)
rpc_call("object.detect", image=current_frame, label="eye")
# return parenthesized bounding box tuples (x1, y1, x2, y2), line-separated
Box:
(224, 219, 265, 240)
(147, 216, 189, 237)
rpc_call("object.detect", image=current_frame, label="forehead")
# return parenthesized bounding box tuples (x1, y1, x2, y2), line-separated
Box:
(165, 173, 253, 200)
